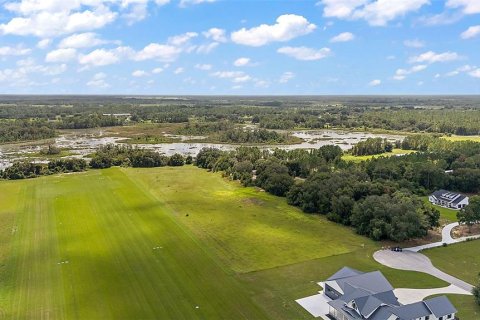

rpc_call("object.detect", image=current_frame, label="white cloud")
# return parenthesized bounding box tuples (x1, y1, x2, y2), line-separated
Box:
(232, 75, 251, 83)
(319, 0, 430, 26)
(79, 47, 133, 66)
(277, 46, 331, 61)
(409, 51, 460, 64)
(446, 0, 480, 14)
(174, 67, 184, 74)
(393, 64, 427, 80)
(231, 14, 316, 47)
(168, 32, 198, 46)
(132, 70, 148, 77)
(152, 67, 163, 74)
(469, 69, 480, 78)
(45, 48, 77, 62)
(0, 45, 31, 56)
(211, 71, 244, 78)
(279, 71, 295, 83)
(195, 64, 212, 70)
(368, 79, 381, 86)
(87, 72, 109, 88)
(203, 28, 227, 42)
(195, 42, 219, 54)
(233, 57, 251, 67)
(59, 32, 107, 48)
(134, 43, 181, 61)
(0, 7, 118, 37)
(330, 32, 355, 42)
(445, 65, 474, 77)
(179, 0, 216, 7)
(461, 25, 480, 40)
(37, 39, 51, 49)
(403, 39, 425, 48)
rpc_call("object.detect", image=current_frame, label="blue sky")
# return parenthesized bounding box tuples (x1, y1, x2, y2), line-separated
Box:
(0, 0, 479, 94)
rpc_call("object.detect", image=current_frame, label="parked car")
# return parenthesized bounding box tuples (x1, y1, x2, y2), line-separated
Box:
(391, 246, 403, 252)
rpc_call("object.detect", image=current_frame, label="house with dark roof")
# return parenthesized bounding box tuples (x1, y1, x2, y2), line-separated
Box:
(429, 190, 469, 210)
(326, 267, 457, 320)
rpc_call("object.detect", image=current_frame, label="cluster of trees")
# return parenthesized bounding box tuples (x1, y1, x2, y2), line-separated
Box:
(0, 158, 87, 180)
(0, 120, 56, 143)
(457, 196, 480, 231)
(350, 138, 394, 156)
(190, 138, 480, 242)
(89, 145, 190, 169)
(57, 114, 124, 129)
(218, 128, 289, 144)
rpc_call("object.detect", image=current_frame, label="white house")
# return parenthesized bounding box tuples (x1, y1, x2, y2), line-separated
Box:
(429, 190, 469, 210)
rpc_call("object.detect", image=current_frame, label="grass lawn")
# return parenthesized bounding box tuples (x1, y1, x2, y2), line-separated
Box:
(424, 240, 480, 285)
(0, 166, 452, 319)
(421, 196, 458, 222)
(342, 149, 416, 162)
(0, 169, 267, 319)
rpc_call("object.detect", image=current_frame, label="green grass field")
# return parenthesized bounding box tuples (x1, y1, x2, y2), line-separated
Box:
(342, 149, 416, 162)
(442, 135, 480, 143)
(424, 240, 480, 318)
(0, 166, 463, 319)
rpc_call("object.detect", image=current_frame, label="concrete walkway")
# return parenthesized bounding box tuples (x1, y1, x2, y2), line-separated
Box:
(407, 222, 480, 252)
(394, 284, 471, 305)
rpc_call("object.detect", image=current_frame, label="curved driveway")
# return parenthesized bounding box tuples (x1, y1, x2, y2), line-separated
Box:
(374, 222, 480, 293)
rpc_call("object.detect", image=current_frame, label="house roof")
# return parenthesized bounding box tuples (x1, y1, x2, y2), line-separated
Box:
(335, 271, 394, 295)
(431, 189, 468, 205)
(325, 267, 456, 320)
(327, 266, 363, 281)
(424, 296, 457, 317)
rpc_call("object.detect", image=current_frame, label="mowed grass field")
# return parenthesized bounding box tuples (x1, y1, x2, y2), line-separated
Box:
(0, 169, 267, 319)
(342, 149, 416, 162)
(0, 166, 467, 319)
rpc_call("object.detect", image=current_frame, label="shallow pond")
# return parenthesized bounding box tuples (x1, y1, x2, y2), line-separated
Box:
(0, 129, 404, 169)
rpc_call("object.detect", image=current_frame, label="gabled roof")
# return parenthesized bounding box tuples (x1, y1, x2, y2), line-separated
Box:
(390, 301, 431, 319)
(424, 296, 457, 317)
(327, 266, 363, 281)
(335, 271, 394, 295)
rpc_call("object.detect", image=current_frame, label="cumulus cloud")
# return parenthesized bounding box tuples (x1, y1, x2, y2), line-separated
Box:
(319, 0, 430, 26)
(152, 67, 164, 74)
(203, 28, 227, 42)
(0, 0, 170, 38)
(79, 46, 133, 66)
(368, 79, 381, 86)
(37, 39, 51, 49)
(87, 72, 109, 88)
(277, 46, 331, 61)
(132, 70, 148, 77)
(45, 48, 77, 62)
(403, 39, 425, 48)
(174, 67, 184, 74)
(0, 45, 31, 56)
(446, 0, 480, 14)
(469, 69, 480, 78)
(445, 65, 474, 77)
(211, 70, 252, 83)
(330, 32, 355, 42)
(409, 51, 460, 64)
(58, 32, 108, 48)
(393, 64, 427, 80)
(231, 14, 316, 47)
(179, 0, 216, 7)
(279, 71, 295, 83)
(461, 25, 480, 39)
(134, 43, 181, 61)
(233, 57, 251, 67)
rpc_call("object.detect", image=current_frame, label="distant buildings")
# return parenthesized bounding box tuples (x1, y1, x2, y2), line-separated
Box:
(326, 267, 457, 320)
(429, 190, 469, 210)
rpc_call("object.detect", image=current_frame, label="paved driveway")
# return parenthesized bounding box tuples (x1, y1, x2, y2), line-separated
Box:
(296, 293, 331, 319)
(394, 284, 471, 305)
(373, 250, 474, 291)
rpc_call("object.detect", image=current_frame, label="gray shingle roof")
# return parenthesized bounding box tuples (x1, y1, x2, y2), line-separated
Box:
(431, 189, 467, 205)
(327, 266, 363, 281)
(336, 271, 394, 295)
(424, 296, 457, 317)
